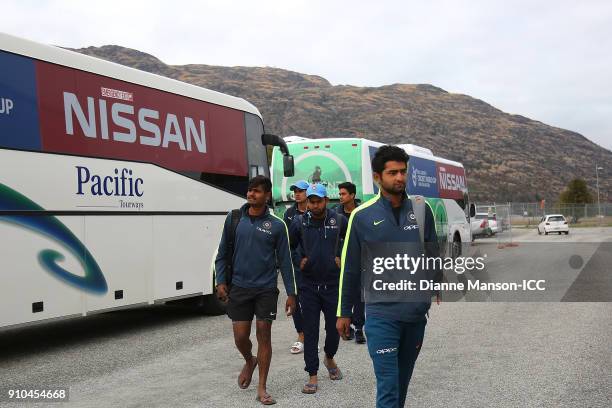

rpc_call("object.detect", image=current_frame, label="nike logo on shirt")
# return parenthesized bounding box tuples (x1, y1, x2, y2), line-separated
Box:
(373, 219, 385, 226)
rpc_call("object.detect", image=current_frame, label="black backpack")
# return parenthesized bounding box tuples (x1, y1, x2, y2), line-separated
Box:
(224, 209, 242, 287)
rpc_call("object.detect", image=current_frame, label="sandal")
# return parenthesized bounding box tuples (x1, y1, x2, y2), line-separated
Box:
(238, 356, 258, 389)
(290, 341, 304, 354)
(255, 393, 277, 405)
(302, 383, 318, 394)
(323, 360, 343, 381)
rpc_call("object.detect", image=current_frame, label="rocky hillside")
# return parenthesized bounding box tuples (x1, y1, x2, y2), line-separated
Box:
(71, 45, 611, 203)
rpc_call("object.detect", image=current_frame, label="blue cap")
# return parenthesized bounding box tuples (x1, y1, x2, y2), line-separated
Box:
(307, 183, 327, 198)
(290, 180, 309, 191)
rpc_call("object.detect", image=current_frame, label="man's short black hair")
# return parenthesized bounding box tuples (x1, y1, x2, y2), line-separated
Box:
(338, 181, 356, 195)
(371, 145, 409, 174)
(248, 175, 272, 192)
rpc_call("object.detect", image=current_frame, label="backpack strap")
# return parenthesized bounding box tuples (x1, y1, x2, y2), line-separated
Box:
(409, 195, 426, 245)
(225, 208, 241, 286)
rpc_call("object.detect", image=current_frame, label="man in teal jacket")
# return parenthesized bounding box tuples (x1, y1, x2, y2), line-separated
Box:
(336, 146, 441, 408)
(216, 175, 297, 406)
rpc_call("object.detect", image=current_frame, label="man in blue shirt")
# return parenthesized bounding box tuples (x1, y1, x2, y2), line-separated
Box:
(332, 181, 365, 344)
(289, 184, 347, 394)
(284, 180, 309, 355)
(336, 146, 441, 408)
(215, 175, 297, 406)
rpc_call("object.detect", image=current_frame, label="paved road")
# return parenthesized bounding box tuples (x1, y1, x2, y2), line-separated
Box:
(451, 227, 612, 302)
(1, 228, 611, 408)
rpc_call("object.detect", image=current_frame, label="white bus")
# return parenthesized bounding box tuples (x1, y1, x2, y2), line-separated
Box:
(271, 137, 474, 258)
(0, 33, 293, 329)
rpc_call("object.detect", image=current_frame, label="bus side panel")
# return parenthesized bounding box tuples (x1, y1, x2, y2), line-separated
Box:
(361, 140, 378, 198)
(443, 198, 471, 243)
(407, 156, 439, 197)
(83, 216, 152, 312)
(151, 215, 222, 301)
(0, 50, 42, 151)
(271, 140, 365, 215)
(436, 163, 467, 200)
(0, 149, 243, 328)
(34, 60, 248, 176)
(0, 217, 84, 327)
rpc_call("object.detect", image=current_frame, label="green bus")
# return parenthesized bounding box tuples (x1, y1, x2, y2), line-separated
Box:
(271, 137, 473, 257)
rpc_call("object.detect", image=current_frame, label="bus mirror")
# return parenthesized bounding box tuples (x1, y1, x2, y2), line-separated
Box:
(261, 133, 294, 176)
(262, 133, 290, 156)
(469, 203, 476, 218)
(283, 155, 295, 177)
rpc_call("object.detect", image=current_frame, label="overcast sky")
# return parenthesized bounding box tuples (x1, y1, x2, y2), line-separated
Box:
(3, 0, 611, 151)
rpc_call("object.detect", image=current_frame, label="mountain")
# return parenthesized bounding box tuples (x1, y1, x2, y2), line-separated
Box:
(70, 45, 611, 203)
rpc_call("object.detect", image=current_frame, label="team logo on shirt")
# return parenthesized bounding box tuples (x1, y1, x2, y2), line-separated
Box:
(263, 221, 272, 230)
(408, 212, 416, 221)
(329, 217, 336, 226)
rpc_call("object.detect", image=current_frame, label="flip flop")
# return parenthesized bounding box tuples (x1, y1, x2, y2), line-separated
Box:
(238, 357, 258, 389)
(290, 341, 304, 354)
(255, 393, 277, 405)
(302, 383, 318, 394)
(323, 360, 343, 381)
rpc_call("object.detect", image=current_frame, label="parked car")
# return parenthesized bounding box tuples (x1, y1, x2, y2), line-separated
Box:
(471, 213, 493, 238)
(486, 213, 499, 234)
(537, 214, 569, 235)
(470, 213, 498, 237)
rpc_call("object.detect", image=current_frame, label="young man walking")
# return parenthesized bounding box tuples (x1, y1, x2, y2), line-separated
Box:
(283, 180, 309, 355)
(289, 184, 347, 394)
(215, 175, 297, 406)
(336, 146, 441, 408)
(332, 181, 365, 344)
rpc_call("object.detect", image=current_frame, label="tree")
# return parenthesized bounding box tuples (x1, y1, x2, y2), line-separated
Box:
(558, 178, 594, 223)
(559, 178, 594, 204)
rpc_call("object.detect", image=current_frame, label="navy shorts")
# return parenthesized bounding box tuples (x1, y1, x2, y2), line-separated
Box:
(227, 286, 279, 322)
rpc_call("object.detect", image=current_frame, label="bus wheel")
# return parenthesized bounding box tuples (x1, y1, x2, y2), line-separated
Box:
(451, 233, 462, 259)
(199, 291, 227, 316)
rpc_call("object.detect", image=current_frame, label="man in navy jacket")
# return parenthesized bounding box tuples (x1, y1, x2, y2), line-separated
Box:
(289, 183, 347, 394)
(284, 180, 309, 354)
(336, 146, 441, 408)
(215, 175, 297, 406)
(332, 181, 365, 344)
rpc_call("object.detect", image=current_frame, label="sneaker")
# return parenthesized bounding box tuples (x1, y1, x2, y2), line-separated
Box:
(355, 329, 366, 344)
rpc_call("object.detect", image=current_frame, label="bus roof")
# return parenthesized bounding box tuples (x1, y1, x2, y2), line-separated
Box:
(0, 32, 261, 118)
(283, 136, 464, 168)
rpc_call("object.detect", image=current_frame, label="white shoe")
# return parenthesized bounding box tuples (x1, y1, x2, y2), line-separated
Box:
(290, 341, 304, 354)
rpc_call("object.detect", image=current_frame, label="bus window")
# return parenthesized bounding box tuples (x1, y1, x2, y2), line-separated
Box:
(245, 113, 269, 177)
(250, 165, 266, 177)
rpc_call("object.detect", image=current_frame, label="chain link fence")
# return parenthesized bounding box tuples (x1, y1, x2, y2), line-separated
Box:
(474, 202, 612, 230)
(509, 202, 612, 226)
